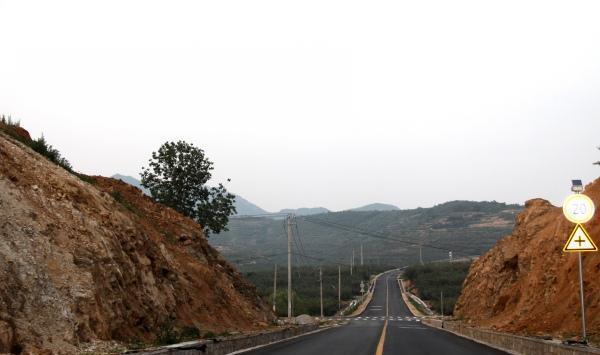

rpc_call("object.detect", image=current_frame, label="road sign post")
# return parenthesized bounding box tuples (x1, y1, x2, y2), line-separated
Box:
(562, 186, 597, 344)
(360, 280, 365, 297)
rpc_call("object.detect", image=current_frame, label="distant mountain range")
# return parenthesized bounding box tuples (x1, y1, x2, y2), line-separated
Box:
(350, 203, 399, 212)
(111, 173, 398, 215)
(233, 195, 269, 215)
(212, 200, 523, 272)
(278, 207, 330, 216)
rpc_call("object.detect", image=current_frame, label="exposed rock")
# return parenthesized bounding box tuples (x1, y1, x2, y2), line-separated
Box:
(455, 180, 600, 342)
(0, 132, 273, 354)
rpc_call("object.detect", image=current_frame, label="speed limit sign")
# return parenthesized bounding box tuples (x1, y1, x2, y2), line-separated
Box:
(563, 194, 595, 224)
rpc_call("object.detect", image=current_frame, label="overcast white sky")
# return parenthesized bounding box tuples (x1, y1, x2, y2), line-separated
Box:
(1, 1, 600, 212)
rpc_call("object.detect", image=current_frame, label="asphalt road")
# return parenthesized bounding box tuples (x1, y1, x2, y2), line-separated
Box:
(242, 270, 507, 355)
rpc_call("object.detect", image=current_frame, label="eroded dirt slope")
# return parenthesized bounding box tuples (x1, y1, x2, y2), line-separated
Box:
(0, 133, 272, 354)
(455, 178, 600, 342)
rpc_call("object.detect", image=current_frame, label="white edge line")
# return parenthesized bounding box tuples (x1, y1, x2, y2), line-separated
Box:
(421, 322, 521, 355)
(227, 325, 339, 355)
(396, 287, 518, 355)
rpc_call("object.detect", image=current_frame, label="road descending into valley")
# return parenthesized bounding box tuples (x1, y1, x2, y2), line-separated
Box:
(241, 270, 506, 355)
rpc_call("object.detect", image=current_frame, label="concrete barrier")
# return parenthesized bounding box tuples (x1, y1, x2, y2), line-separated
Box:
(131, 324, 321, 355)
(423, 319, 600, 355)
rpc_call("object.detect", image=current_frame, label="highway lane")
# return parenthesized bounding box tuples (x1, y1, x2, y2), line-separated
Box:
(242, 270, 506, 355)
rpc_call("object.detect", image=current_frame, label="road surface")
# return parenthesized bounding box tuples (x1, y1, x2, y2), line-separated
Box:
(242, 270, 507, 355)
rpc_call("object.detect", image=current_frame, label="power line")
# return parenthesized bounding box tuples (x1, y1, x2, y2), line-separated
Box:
(230, 212, 289, 219)
(301, 216, 480, 257)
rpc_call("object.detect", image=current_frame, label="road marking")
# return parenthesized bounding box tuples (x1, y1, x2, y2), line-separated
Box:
(375, 276, 389, 355)
(229, 325, 339, 354)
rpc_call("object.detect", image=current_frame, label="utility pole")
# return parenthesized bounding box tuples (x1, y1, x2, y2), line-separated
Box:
(286, 214, 294, 322)
(319, 267, 324, 318)
(441, 291, 445, 328)
(273, 264, 277, 313)
(419, 245, 424, 265)
(338, 265, 341, 313)
(351, 250, 354, 276)
(360, 244, 363, 266)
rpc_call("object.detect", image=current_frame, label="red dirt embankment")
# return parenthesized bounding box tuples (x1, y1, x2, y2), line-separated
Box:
(0, 132, 272, 354)
(455, 178, 600, 343)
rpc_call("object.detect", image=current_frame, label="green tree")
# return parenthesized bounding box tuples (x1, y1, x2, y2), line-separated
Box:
(141, 141, 236, 235)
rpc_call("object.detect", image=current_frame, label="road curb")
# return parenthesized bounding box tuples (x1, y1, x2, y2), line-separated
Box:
(397, 278, 429, 317)
(422, 319, 600, 355)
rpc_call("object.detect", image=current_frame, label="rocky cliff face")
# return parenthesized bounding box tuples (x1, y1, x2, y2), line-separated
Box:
(455, 179, 600, 342)
(0, 133, 272, 354)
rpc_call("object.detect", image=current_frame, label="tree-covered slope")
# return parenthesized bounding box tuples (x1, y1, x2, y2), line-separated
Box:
(210, 201, 521, 271)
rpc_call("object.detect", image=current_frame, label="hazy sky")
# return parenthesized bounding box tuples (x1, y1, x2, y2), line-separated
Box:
(1, 1, 600, 212)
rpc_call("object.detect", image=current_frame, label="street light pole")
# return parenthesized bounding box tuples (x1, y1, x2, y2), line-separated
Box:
(571, 182, 588, 343)
(577, 251, 587, 342)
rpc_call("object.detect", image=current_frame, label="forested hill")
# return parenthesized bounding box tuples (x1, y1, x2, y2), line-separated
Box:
(210, 200, 522, 271)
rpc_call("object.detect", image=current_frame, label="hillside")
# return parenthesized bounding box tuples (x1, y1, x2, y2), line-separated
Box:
(234, 195, 270, 215)
(112, 173, 151, 195)
(455, 179, 600, 343)
(211, 201, 522, 271)
(351, 203, 399, 211)
(0, 132, 272, 353)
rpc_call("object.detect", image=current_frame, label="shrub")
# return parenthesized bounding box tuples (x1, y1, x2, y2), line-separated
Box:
(30, 135, 73, 172)
(155, 320, 180, 345)
(203, 331, 216, 339)
(0, 115, 73, 172)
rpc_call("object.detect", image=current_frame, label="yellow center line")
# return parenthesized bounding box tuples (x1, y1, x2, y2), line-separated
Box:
(375, 276, 389, 355)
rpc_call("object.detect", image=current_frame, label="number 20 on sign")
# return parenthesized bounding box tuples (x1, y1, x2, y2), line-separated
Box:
(562, 194, 597, 252)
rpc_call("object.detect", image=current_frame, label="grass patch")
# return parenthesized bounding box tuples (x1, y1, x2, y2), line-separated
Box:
(75, 173, 97, 185)
(111, 191, 143, 217)
(408, 295, 429, 315)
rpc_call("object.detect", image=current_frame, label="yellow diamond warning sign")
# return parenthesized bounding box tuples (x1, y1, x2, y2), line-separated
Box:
(563, 224, 598, 252)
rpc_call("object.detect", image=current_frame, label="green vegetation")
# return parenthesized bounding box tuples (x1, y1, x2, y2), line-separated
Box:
(110, 191, 144, 216)
(0, 115, 73, 172)
(202, 331, 216, 339)
(407, 295, 429, 315)
(30, 135, 73, 171)
(403, 261, 472, 315)
(244, 264, 392, 317)
(154, 320, 200, 345)
(212, 201, 520, 272)
(140, 140, 236, 235)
